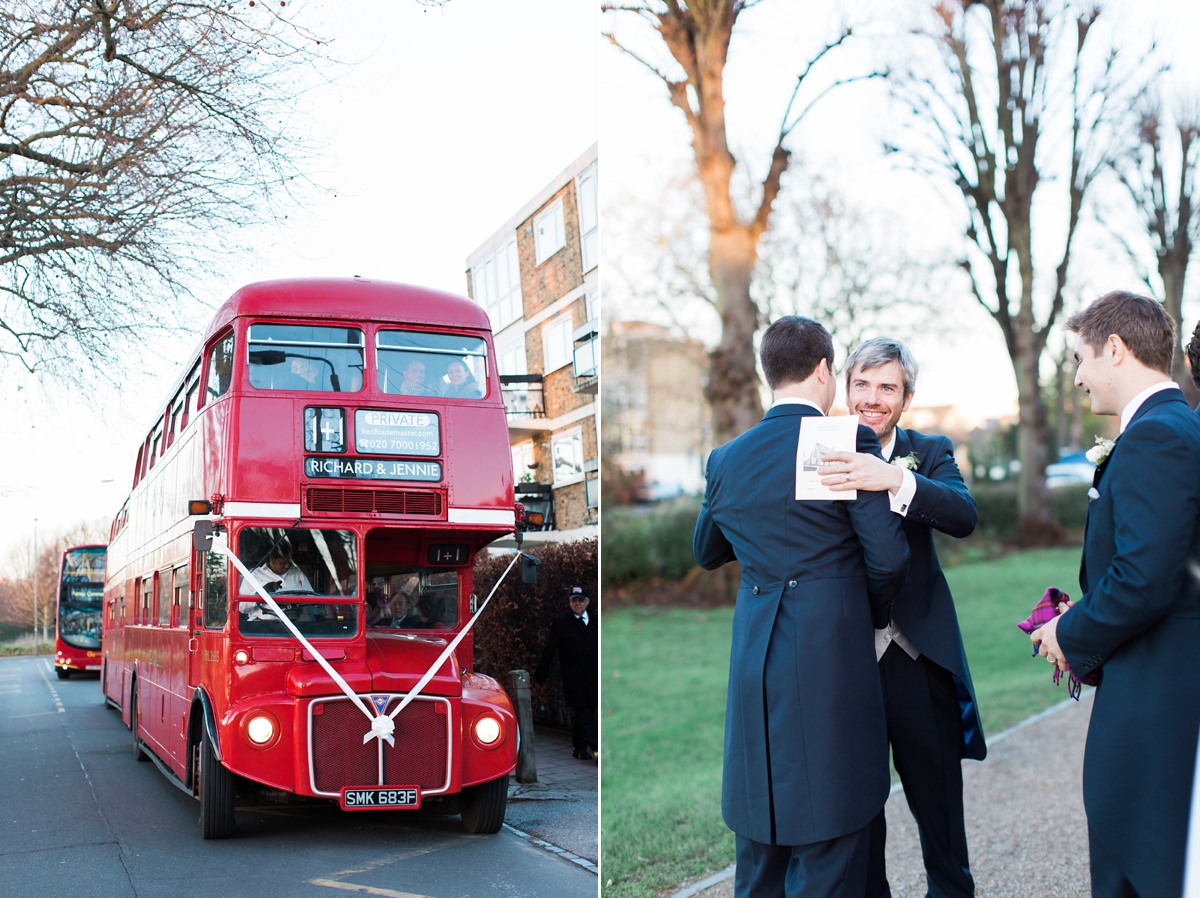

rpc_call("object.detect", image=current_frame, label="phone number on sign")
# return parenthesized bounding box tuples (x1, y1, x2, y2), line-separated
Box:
(356, 438, 439, 452)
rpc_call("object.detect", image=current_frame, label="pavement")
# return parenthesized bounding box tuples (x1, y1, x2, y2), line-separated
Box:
(679, 690, 1095, 898)
(505, 725, 599, 870)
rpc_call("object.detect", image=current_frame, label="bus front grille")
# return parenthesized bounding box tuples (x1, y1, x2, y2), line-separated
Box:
(382, 698, 450, 788)
(305, 488, 443, 516)
(310, 695, 452, 795)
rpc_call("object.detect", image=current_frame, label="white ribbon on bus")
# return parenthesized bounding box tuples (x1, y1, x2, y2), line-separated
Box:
(211, 532, 522, 747)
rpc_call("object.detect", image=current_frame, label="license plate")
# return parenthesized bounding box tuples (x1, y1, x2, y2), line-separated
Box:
(339, 786, 421, 811)
(86, 665, 102, 670)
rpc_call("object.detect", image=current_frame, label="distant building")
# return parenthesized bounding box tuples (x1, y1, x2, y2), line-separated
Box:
(466, 144, 598, 537)
(603, 320, 712, 499)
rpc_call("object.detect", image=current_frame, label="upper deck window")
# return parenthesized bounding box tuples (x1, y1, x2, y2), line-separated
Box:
(247, 324, 364, 393)
(205, 332, 235, 405)
(376, 330, 488, 399)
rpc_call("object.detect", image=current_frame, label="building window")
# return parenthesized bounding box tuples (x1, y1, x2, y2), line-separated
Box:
(585, 288, 598, 324)
(496, 332, 527, 376)
(511, 440, 535, 484)
(472, 234, 522, 332)
(543, 313, 573, 374)
(551, 427, 584, 486)
(534, 197, 566, 265)
(585, 475, 599, 510)
(577, 163, 597, 273)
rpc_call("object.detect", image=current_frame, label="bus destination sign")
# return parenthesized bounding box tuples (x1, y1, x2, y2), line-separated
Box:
(355, 410, 440, 457)
(305, 457, 442, 482)
(340, 786, 421, 811)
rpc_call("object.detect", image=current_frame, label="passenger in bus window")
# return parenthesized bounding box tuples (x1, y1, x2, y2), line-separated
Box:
(290, 357, 326, 388)
(365, 578, 389, 626)
(398, 359, 433, 396)
(407, 595, 446, 629)
(442, 359, 483, 399)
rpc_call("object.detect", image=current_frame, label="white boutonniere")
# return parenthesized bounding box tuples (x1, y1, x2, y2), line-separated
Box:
(1085, 436, 1116, 466)
(891, 451, 920, 471)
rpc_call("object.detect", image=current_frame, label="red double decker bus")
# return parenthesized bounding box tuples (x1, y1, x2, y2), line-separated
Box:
(101, 278, 520, 838)
(55, 544, 106, 679)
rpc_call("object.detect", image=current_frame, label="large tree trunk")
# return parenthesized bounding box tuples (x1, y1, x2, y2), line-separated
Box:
(704, 230, 763, 443)
(1161, 256, 1200, 405)
(1013, 350, 1054, 542)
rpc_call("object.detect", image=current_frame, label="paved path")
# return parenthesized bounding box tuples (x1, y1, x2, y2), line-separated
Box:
(0, 655, 597, 898)
(683, 690, 1094, 897)
(506, 725, 598, 868)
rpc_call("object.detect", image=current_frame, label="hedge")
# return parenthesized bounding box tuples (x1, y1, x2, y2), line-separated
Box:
(472, 539, 597, 727)
(604, 483, 1093, 592)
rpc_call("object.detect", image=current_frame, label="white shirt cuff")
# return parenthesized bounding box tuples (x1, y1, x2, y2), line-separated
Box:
(888, 468, 916, 516)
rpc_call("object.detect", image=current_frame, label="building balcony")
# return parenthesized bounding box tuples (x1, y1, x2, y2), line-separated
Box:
(500, 374, 548, 433)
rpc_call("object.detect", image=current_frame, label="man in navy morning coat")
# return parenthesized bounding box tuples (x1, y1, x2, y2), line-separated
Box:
(693, 316, 910, 898)
(819, 337, 984, 898)
(1033, 291, 1200, 898)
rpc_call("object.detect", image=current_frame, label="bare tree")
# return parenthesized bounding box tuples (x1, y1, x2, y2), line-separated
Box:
(758, 172, 953, 364)
(0, 518, 106, 634)
(1106, 96, 1200, 405)
(0, 0, 331, 375)
(603, 1, 880, 444)
(888, 0, 1131, 542)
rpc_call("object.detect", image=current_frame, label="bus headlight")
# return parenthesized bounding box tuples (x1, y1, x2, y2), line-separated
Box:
(473, 715, 501, 745)
(246, 714, 276, 745)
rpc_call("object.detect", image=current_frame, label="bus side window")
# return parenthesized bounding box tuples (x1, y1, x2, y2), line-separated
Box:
(204, 332, 235, 405)
(157, 570, 171, 627)
(173, 565, 188, 628)
(118, 587, 126, 628)
(203, 552, 228, 629)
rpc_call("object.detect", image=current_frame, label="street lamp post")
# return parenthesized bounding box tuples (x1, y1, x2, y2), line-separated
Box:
(32, 518, 38, 656)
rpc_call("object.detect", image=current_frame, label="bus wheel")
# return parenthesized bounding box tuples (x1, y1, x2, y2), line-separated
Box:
(56, 668, 70, 680)
(131, 684, 149, 762)
(199, 733, 236, 839)
(459, 775, 508, 834)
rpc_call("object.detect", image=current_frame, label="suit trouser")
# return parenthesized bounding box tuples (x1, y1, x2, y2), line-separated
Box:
(734, 823, 871, 898)
(1089, 825, 1140, 898)
(866, 643, 973, 898)
(568, 704, 597, 752)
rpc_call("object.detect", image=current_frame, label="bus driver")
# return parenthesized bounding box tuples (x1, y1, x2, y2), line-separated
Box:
(238, 540, 313, 619)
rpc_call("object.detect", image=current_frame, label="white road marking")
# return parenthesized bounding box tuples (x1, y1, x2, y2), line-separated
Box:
(308, 880, 431, 898)
(36, 664, 66, 713)
(502, 823, 598, 874)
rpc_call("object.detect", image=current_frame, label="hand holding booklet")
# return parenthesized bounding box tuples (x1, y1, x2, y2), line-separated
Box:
(795, 414, 859, 501)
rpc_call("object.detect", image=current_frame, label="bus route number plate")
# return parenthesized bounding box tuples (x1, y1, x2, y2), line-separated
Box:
(339, 786, 421, 811)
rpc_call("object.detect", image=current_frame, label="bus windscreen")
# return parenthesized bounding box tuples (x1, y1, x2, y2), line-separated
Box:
(60, 547, 105, 650)
(236, 527, 359, 638)
(376, 331, 488, 399)
(247, 324, 365, 392)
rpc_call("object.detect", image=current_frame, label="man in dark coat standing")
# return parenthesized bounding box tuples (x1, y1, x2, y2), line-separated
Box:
(1033, 291, 1200, 898)
(693, 316, 910, 898)
(534, 586, 598, 760)
(819, 337, 984, 897)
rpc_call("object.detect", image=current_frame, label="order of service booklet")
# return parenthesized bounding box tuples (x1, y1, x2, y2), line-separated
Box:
(795, 414, 859, 501)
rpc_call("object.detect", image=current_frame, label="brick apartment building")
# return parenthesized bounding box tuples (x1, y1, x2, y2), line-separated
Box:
(602, 320, 712, 499)
(466, 144, 598, 538)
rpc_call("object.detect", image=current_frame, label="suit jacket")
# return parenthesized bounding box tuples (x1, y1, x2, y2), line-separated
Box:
(889, 427, 986, 761)
(693, 404, 911, 846)
(534, 609, 597, 708)
(1056, 388, 1200, 898)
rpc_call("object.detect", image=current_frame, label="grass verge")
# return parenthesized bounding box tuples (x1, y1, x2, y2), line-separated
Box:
(600, 547, 1083, 897)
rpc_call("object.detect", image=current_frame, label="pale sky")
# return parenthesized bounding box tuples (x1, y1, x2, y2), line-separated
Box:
(0, 0, 598, 559)
(600, 0, 1200, 421)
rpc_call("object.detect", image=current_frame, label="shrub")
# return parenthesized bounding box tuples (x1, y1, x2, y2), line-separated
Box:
(602, 498, 703, 590)
(472, 539, 597, 727)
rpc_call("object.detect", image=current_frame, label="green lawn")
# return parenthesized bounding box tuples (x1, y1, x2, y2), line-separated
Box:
(600, 547, 1082, 897)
